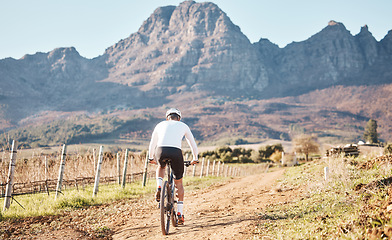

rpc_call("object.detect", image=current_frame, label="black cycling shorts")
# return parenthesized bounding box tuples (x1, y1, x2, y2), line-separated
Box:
(155, 147, 184, 180)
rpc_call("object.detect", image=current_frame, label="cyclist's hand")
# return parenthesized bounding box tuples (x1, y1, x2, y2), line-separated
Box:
(149, 158, 157, 165)
(191, 159, 199, 165)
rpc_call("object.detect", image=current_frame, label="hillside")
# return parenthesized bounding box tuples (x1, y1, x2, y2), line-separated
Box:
(0, 0, 392, 147)
(3, 83, 391, 149)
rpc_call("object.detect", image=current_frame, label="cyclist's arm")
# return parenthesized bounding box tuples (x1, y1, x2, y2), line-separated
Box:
(148, 128, 158, 161)
(184, 126, 198, 161)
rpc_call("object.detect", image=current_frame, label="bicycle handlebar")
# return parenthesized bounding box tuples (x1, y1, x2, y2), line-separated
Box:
(150, 159, 198, 167)
(184, 160, 198, 167)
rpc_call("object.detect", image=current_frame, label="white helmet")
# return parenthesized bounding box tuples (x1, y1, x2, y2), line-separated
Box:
(166, 108, 181, 119)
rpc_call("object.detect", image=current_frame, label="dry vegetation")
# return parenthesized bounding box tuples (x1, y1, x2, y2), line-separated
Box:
(1, 141, 391, 239)
(0, 146, 148, 196)
(0, 144, 250, 197)
(253, 147, 392, 239)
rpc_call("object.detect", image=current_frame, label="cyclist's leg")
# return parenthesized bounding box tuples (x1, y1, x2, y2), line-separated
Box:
(169, 148, 185, 221)
(156, 165, 165, 186)
(174, 178, 184, 201)
(155, 147, 168, 201)
(174, 178, 184, 223)
(155, 147, 168, 184)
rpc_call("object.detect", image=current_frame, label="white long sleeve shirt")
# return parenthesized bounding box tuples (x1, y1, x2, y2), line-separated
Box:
(148, 120, 198, 160)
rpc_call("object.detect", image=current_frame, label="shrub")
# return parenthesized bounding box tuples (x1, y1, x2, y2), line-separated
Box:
(216, 146, 232, 157)
(270, 150, 282, 163)
(199, 146, 255, 163)
(258, 144, 284, 161)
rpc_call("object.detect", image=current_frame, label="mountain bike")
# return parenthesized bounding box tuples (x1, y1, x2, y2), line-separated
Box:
(160, 160, 192, 235)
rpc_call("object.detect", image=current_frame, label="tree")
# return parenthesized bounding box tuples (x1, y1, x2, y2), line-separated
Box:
(363, 119, 378, 144)
(293, 135, 319, 161)
(258, 144, 284, 161)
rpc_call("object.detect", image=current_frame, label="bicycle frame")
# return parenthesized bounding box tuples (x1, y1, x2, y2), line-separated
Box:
(160, 160, 191, 235)
(160, 160, 176, 235)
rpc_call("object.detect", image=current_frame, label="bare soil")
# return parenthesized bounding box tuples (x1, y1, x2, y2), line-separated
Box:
(0, 168, 304, 239)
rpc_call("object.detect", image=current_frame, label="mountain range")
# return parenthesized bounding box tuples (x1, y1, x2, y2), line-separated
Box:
(1, 0, 391, 148)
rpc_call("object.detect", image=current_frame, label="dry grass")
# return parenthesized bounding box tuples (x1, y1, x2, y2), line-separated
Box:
(0, 146, 147, 190)
(253, 146, 392, 239)
(0, 145, 262, 196)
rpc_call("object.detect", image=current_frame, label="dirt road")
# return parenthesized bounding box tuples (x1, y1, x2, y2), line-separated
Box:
(112, 169, 295, 239)
(1, 168, 302, 239)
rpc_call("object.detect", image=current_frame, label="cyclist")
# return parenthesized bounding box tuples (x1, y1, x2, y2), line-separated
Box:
(148, 108, 199, 225)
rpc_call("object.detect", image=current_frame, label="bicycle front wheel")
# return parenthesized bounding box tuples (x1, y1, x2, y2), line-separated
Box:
(160, 181, 170, 235)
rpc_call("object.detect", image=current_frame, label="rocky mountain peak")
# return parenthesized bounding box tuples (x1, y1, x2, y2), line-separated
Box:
(138, 0, 239, 42)
(168, 1, 239, 38)
(356, 25, 375, 39)
(47, 47, 83, 63)
(324, 20, 350, 35)
(355, 25, 378, 65)
(2, 1, 392, 134)
(297, 21, 352, 46)
(103, 0, 262, 94)
(361, 24, 369, 32)
(380, 30, 392, 54)
(138, 5, 176, 35)
(328, 20, 339, 26)
(19, 47, 81, 63)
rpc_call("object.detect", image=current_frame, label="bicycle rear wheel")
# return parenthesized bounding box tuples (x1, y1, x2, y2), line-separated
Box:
(160, 181, 170, 235)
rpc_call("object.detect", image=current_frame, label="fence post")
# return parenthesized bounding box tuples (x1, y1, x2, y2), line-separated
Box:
(117, 152, 121, 184)
(324, 167, 329, 181)
(142, 152, 149, 187)
(130, 155, 134, 182)
(212, 160, 216, 176)
(3, 140, 17, 211)
(122, 149, 129, 188)
(44, 156, 48, 180)
(217, 161, 221, 177)
(92, 146, 104, 196)
(200, 157, 205, 178)
(55, 144, 67, 199)
(206, 159, 210, 177)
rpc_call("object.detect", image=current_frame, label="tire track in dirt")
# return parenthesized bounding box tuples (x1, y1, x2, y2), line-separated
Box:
(112, 169, 289, 240)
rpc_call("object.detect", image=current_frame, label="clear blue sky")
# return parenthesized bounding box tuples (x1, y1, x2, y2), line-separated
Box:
(1, 0, 391, 60)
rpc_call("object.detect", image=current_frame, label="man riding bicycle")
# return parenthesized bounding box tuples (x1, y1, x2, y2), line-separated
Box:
(148, 108, 199, 225)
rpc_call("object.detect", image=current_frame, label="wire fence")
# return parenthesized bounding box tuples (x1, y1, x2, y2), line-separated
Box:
(0, 143, 268, 210)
